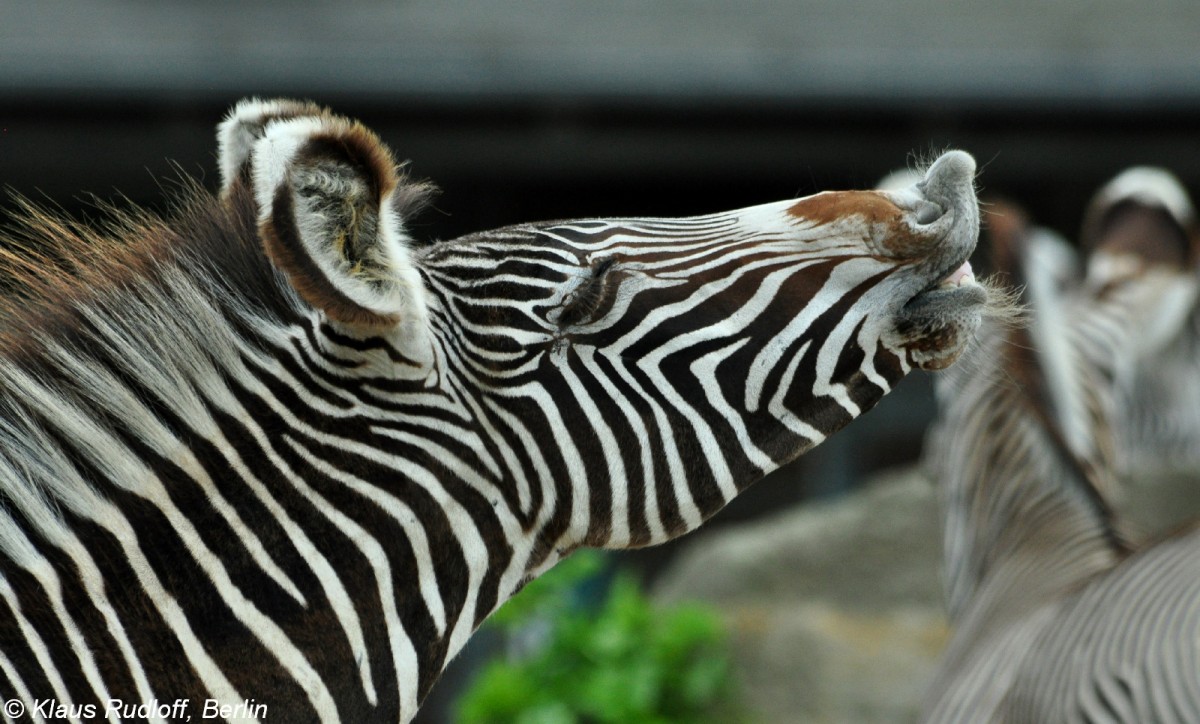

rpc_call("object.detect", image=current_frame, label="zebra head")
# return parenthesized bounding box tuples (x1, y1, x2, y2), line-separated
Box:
(220, 100, 989, 551)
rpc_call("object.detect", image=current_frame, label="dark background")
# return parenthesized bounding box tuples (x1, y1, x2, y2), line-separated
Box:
(3, 1, 1198, 718)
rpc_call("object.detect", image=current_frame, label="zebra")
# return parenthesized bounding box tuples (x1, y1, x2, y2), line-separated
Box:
(1078, 168, 1200, 477)
(0, 99, 992, 723)
(921, 168, 1200, 722)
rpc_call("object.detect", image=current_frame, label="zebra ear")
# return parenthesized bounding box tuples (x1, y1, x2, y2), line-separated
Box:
(217, 98, 327, 197)
(250, 113, 436, 327)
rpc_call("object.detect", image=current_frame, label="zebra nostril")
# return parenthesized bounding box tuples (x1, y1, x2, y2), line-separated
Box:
(916, 201, 944, 225)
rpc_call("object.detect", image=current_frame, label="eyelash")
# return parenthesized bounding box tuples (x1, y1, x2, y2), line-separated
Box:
(556, 257, 618, 327)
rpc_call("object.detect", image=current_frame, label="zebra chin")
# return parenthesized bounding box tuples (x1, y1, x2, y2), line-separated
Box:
(893, 278, 1010, 371)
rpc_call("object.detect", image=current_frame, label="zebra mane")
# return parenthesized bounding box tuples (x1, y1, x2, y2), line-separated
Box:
(0, 192, 164, 356)
(0, 179, 298, 362)
(998, 325, 1130, 548)
(0, 180, 305, 556)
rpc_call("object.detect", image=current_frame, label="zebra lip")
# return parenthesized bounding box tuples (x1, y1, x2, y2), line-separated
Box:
(903, 260, 985, 314)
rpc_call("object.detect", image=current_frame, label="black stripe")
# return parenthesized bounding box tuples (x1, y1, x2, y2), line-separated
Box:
(0, 554, 69, 707)
(317, 323, 421, 368)
(572, 350, 652, 546)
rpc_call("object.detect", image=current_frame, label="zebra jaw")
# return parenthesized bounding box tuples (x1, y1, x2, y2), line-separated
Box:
(895, 269, 989, 370)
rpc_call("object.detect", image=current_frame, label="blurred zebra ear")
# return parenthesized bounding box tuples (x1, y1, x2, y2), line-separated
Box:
(217, 98, 327, 196)
(250, 113, 436, 327)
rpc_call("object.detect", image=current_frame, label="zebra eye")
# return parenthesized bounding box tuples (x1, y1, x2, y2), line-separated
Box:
(555, 257, 621, 327)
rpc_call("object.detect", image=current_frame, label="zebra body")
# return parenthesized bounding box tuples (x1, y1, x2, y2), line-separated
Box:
(923, 170, 1200, 722)
(0, 99, 988, 722)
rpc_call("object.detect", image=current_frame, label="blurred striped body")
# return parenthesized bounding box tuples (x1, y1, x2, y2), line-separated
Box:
(923, 171, 1200, 722)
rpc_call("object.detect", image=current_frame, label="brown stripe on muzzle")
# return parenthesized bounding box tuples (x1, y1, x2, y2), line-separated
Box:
(787, 190, 928, 259)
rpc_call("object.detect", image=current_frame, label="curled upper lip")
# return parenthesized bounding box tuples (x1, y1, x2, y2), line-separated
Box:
(913, 152, 979, 283)
(920, 151, 977, 208)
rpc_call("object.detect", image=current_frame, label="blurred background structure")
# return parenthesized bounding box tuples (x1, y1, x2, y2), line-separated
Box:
(3, 2, 1199, 720)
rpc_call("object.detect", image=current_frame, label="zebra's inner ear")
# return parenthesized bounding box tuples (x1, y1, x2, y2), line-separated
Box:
(250, 114, 436, 328)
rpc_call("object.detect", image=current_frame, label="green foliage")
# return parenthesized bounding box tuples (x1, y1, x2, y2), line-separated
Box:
(456, 551, 749, 724)
(484, 550, 606, 631)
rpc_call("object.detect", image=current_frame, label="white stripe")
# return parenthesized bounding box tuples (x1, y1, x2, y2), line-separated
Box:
(295, 433, 447, 638)
(766, 340, 826, 446)
(576, 347, 668, 544)
(689, 337, 775, 472)
(0, 648, 44, 724)
(105, 517, 258, 724)
(24, 555, 114, 717)
(604, 361, 703, 534)
(745, 256, 888, 413)
(0, 574, 81, 723)
(479, 397, 564, 531)
(549, 354, 630, 545)
(199, 407, 382, 708)
(40, 342, 309, 608)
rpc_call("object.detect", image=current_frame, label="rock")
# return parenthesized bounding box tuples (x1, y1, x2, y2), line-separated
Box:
(653, 464, 1200, 724)
(654, 467, 946, 724)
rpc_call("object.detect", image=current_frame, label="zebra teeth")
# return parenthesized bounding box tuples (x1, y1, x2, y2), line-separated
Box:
(937, 260, 975, 290)
(903, 257, 987, 324)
